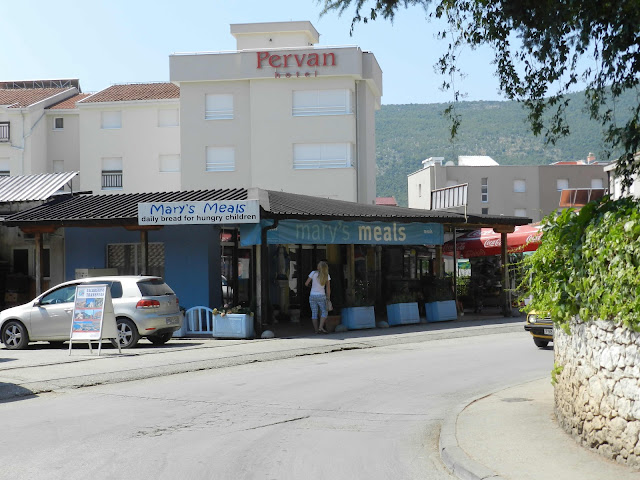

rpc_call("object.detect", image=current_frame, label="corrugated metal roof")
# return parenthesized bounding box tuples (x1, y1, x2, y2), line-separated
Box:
(4, 188, 248, 226)
(0, 172, 78, 202)
(2, 187, 530, 228)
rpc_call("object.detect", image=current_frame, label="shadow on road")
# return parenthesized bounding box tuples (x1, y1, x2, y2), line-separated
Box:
(0, 382, 37, 404)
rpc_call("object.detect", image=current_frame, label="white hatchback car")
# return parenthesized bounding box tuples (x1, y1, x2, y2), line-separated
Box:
(0, 276, 182, 350)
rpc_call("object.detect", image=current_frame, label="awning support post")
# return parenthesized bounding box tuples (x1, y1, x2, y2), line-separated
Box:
(35, 232, 43, 296)
(501, 232, 512, 317)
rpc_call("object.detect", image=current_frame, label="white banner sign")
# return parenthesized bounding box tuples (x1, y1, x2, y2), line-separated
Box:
(138, 200, 260, 225)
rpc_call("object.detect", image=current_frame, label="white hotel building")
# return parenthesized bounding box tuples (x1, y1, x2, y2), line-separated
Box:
(170, 21, 382, 203)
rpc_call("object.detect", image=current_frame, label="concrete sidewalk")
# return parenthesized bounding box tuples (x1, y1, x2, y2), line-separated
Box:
(443, 379, 640, 480)
(1, 315, 636, 479)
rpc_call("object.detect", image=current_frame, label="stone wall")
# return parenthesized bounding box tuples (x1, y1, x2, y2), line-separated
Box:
(554, 319, 640, 468)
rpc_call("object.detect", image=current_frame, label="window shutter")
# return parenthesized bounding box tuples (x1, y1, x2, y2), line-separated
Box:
(206, 147, 235, 171)
(205, 94, 234, 120)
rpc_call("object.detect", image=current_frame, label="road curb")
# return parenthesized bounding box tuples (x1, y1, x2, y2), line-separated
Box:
(439, 379, 547, 480)
(0, 322, 523, 402)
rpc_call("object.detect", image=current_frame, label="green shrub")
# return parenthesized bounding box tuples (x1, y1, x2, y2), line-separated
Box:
(521, 196, 640, 332)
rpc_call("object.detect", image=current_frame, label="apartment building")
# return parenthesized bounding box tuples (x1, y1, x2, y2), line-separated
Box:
(0, 80, 81, 181)
(76, 83, 181, 194)
(408, 155, 609, 222)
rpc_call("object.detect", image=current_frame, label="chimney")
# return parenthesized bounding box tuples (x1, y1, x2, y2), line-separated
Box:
(587, 152, 596, 164)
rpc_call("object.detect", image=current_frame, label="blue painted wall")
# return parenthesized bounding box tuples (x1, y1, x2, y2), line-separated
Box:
(64, 225, 217, 310)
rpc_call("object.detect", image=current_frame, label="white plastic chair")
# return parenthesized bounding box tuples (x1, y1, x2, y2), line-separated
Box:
(184, 306, 215, 335)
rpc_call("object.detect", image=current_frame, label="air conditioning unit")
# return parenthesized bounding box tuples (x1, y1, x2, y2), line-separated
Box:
(75, 268, 118, 279)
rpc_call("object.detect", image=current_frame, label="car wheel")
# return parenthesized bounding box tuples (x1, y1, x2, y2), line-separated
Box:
(148, 332, 173, 345)
(111, 318, 140, 349)
(2, 320, 30, 350)
(534, 338, 549, 348)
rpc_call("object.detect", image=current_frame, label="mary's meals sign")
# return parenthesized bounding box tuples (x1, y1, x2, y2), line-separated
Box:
(138, 200, 260, 226)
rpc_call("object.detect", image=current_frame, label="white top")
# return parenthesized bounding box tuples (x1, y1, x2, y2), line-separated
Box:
(308, 271, 330, 296)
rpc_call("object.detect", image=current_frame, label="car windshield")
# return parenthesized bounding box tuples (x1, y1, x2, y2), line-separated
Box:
(137, 278, 174, 296)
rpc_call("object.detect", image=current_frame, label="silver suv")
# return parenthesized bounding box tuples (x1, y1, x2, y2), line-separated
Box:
(0, 276, 182, 350)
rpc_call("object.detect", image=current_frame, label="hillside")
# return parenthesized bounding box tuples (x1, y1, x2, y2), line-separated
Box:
(376, 90, 635, 206)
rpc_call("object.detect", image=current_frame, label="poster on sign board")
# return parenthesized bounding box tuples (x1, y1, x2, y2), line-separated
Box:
(69, 284, 119, 355)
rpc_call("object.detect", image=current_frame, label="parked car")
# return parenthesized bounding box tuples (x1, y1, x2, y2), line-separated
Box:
(0, 276, 181, 350)
(524, 311, 553, 347)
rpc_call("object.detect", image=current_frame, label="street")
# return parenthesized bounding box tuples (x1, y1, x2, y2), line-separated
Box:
(0, 331, 552, 480)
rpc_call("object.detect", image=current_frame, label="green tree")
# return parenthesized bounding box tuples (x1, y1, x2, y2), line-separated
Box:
(321, 0, 640, 192)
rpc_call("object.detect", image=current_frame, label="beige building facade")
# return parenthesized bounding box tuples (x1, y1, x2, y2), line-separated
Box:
(170, 21, 382, 203)
(408, 157, 609, 222)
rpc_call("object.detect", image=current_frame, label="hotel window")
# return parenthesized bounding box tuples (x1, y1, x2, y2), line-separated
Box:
(557, 178, 569, 191)
(514, 208, 527, 217)
(293, 143, 352, 169)
(292, 89, 352, 116)
(205, 94, 233, 120)
(481, 208, 489, 214)
(206, 147, 235, 172)
(158, 108, 179, 127)
(0, 157, 10, 176)
(53, 117, 64, 130)
(0, 122, 9, 142)
(101, 111, 122, 129)
(102, 157, 123, 190)
(481, 177, 488, 202)
(159, 154, 180, 173)
(513, 179, 526, 193)
(591, 178, 604, 189)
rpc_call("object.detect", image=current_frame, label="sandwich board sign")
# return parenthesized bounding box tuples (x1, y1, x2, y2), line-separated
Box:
(68, 284, 120, 355)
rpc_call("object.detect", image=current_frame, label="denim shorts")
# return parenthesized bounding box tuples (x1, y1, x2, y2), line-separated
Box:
(309, 294, 328, 319)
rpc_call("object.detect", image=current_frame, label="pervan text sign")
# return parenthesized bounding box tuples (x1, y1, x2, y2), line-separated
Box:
(138, 200, 260, 225)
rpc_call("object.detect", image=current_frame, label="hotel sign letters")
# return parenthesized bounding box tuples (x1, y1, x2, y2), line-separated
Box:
(256, 51, 337, 78)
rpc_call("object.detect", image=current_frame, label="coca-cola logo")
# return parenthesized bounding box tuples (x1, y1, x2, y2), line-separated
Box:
(526, 233, 543, 243)
(483, 238, 501, 248)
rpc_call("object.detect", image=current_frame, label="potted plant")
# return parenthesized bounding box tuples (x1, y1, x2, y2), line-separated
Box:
(341, 279, 376, 330)
(386, 291, 421, 325)
(423, 277, 458, 323)
(212, 305, 255, 339)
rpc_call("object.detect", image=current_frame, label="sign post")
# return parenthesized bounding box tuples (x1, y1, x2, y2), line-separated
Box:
(68, 284, 120, 355)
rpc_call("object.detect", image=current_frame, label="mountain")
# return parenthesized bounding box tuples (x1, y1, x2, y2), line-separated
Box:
(375, 90, 636, 206)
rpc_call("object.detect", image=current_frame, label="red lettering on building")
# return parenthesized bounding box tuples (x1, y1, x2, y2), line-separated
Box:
(307, 53, 319, 67)
(257, 51, 270, 68)
(269, 54, 282, 68)
(257, 51, 338, 70)
(323, 52, 336, 66)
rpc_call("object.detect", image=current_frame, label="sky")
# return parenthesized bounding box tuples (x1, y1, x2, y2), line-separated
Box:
(0, 0, 506, 105)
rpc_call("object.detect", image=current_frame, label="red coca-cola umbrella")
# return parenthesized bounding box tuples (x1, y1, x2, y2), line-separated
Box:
(443, 223, 543, 258)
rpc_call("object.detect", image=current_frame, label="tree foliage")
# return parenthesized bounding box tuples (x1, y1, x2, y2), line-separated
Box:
(521, 197, 640, 331)
(321, 0, 640, 192)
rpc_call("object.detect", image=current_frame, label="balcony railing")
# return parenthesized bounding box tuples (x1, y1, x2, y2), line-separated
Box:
(101, 171, 123, 189)
(0, 122, 9, 142)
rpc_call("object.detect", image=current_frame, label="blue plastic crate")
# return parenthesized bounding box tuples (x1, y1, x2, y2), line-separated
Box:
(425, 301, 457, 322)
(386, 302, 420, 325)
(341, 306, 376, 330)
(213, 314, 254, 339)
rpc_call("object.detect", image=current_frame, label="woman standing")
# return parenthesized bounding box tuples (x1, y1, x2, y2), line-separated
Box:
(304, 260, 331, 333)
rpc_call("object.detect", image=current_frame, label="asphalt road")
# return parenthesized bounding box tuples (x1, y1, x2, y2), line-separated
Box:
(0, 331, 553, 480)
